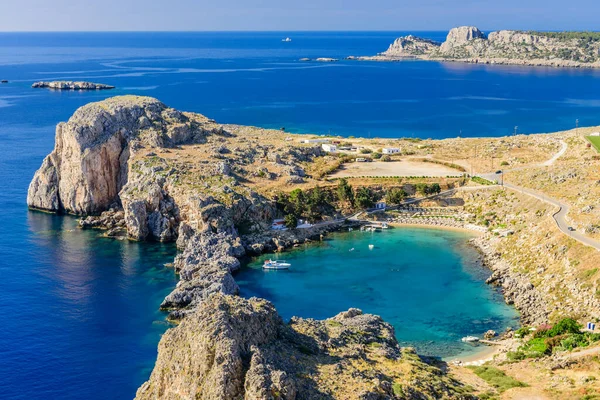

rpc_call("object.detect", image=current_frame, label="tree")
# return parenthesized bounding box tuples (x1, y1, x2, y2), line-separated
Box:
(372, 152, 382, 159)
(415, 182, 428, 196)
(337, 178, 354, 203)
(385, 188, 407, 205)
(306, 186, 326, 222)
(354, 187, 375, 209)
(284, 214, 298, 229)
(429, 183, 441, 194)
(287, 188, 305, 217)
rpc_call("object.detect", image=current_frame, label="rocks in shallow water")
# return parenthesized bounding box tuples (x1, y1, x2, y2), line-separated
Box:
(79, 209, 125, 232)
(32, 81, 115, 90)
(124, 200, 149, 241)
(484, 330, 497, 339)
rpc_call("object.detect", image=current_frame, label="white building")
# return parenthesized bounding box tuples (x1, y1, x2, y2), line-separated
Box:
(590, 132, 600, 137)
(382, 147, 400, 154)
(322, 143, 337, 153)
(301, 138, 330, 144)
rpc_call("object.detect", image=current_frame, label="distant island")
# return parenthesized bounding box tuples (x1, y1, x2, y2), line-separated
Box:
(32, 81, 115, 90)
(349, 26, 600, 68)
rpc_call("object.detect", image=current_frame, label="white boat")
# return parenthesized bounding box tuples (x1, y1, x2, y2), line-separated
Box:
(282, 37, 292, 42)
(263, 260, 291, 270)
(368, 244, 374, 250)
(349, 248, 355, 252)
(348, 227, 353, 232)
(461, 336, 480, 343)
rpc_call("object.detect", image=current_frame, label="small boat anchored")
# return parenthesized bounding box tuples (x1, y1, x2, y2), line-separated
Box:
(461, 336, 480, 343)
(282, 37, 292, 42)
(368, 244, 374, 250)
(263, 260, 291, 270)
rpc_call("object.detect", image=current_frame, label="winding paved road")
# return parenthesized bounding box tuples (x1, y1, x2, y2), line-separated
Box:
(478, 141, 600, 251)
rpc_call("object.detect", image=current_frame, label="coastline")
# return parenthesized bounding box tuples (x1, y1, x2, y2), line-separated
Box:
(24, 95, 594, 397)
(447, 343, 499, 364)
(389, 221, 484, 235)
(349, 55, 600, 70)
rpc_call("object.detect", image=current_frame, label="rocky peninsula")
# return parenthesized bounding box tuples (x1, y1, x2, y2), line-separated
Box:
(28, 96, 600, 398)
(352, 26, 600, 68)
(32, 81, 115, 90)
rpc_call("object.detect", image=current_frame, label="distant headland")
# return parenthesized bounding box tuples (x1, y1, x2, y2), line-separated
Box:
(347, 26, 600, 68)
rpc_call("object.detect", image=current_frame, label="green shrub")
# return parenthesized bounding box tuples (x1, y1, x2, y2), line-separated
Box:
(468, 366, 528, 393)
(392, 383, 403, 396)
(560, 333, 590, 351)
(515, 326, 531, 338)
(521, 337, 550, 358)
(500, 161, 509, 166)
(507, 350, 526, 361)
(547, 318, 581, 337)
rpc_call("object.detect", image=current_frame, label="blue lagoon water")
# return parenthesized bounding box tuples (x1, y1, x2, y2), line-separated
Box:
(0, 32, 597, 399)
(236, 229, 519, 359)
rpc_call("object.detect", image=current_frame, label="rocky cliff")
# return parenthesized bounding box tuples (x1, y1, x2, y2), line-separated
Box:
(356, 26, 600, 68)
(137, 294, 475, 400)
(380, 35, 440, 57)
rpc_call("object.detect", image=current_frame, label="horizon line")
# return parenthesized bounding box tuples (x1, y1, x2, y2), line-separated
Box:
(0, 28, 598, 34)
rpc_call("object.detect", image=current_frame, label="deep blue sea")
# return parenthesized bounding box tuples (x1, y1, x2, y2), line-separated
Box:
(0, 31, 596, 399)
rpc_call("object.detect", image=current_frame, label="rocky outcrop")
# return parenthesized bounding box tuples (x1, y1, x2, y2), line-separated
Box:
(438, 26, 485, 54)
(356, 26, 600, 68)
(32, 81, 115, 90)
(381, 35, 440, 57)
(137, 294, 475, 400)
(27, 96, 228, 240)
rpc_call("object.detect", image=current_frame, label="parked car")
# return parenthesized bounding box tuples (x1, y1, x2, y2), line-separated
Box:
(568, 227, 575, 232)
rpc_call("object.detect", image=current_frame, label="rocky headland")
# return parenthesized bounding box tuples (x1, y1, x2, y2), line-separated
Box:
(32, 81, 115, 90)
(28, 96, 600, 398)
(352, 26, 600, 68)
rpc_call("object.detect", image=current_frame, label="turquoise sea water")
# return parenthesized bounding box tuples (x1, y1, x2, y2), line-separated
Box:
(0, 31, 594, 399)
(236, 228, 519, 359)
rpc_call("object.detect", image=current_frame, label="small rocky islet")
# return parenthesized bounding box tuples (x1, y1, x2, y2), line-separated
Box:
(346, 26, 600, 68)
(32, 81, 115, 90)
(27, 95, 600, 398)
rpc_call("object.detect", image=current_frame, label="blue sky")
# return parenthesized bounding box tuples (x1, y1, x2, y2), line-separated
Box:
(1, 0, 598, 31)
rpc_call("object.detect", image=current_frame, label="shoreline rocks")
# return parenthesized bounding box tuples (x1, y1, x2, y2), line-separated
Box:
(471, 235, 550, 326)
(32, 81, 115, 90)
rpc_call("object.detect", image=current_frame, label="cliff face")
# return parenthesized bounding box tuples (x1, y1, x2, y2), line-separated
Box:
(27, 96, 210, 215)
(438, 26, 485, 54)
(137, 294, 475, 400)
